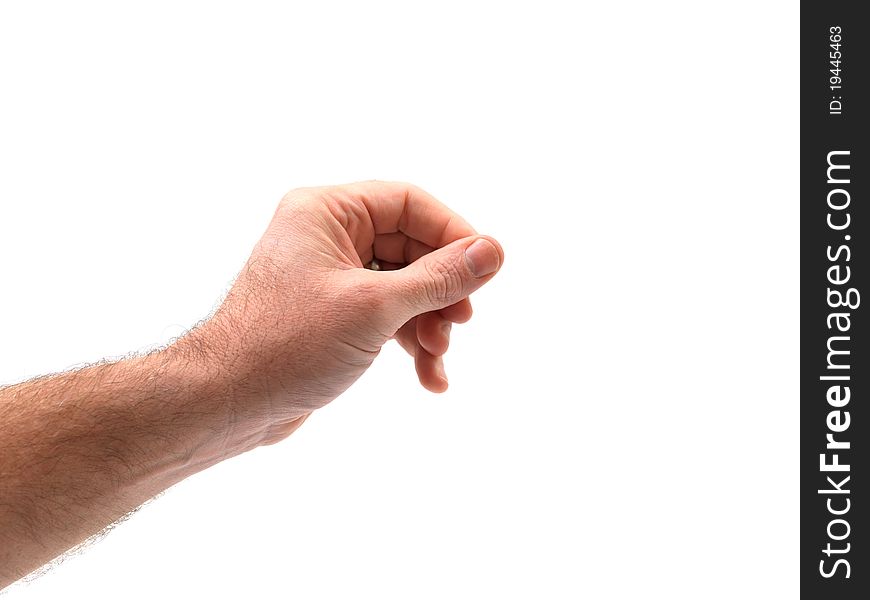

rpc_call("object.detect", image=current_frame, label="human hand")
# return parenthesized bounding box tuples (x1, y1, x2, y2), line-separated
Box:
(177, 181, 503, 446)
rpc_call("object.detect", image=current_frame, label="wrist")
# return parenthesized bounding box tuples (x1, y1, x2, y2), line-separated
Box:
(159, 321, 278, 459)
(132, 345, 259, 486)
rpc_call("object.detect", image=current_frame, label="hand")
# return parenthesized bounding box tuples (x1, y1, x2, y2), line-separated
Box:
(178, 181, 504, 446)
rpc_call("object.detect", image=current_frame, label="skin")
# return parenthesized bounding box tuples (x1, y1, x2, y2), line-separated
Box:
(0, 181, 504, 588)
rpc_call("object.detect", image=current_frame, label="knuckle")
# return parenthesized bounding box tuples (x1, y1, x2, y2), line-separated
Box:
(279, 187, 304, 206)
(279, 186, 322, 211)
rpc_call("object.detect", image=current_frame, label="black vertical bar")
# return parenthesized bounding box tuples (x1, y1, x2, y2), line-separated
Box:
(802, 3, 868, 597)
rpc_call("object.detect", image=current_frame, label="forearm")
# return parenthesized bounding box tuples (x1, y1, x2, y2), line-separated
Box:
(0, 344, 251, 587)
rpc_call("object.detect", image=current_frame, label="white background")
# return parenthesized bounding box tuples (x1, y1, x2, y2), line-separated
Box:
(0, 1, 798, 598)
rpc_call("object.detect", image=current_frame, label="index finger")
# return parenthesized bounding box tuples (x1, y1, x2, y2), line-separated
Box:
(328, 180, 478, 248)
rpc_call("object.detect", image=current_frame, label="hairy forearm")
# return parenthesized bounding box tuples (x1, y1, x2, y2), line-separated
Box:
(0, 343, 253, 587)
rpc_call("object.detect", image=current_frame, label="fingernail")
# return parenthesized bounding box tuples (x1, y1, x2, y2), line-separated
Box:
(464, 239, 500, 277)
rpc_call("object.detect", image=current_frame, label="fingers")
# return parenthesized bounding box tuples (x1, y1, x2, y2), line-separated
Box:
(393, 312, 452, 393)
(440, 298, 473, 324)
(379, 235, 504, 329)
(372, 233, 474, 324)
(316, 182, 502, 394)
(350, 181, 477, 247)
(373, 232, 434, 264)
(353, 237, 499, 395)
(417, 311, 451, 356)
(394, 318, 419, 355)
(415, 347, 448, 393)
(313, 181, 478, 260)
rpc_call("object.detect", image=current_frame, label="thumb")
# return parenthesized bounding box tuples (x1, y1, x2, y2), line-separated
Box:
(383, 235, 504, 326)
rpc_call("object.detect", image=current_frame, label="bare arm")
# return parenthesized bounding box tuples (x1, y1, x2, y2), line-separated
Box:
(0, 181, 503, 588)
(0, 347, 275, 586)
